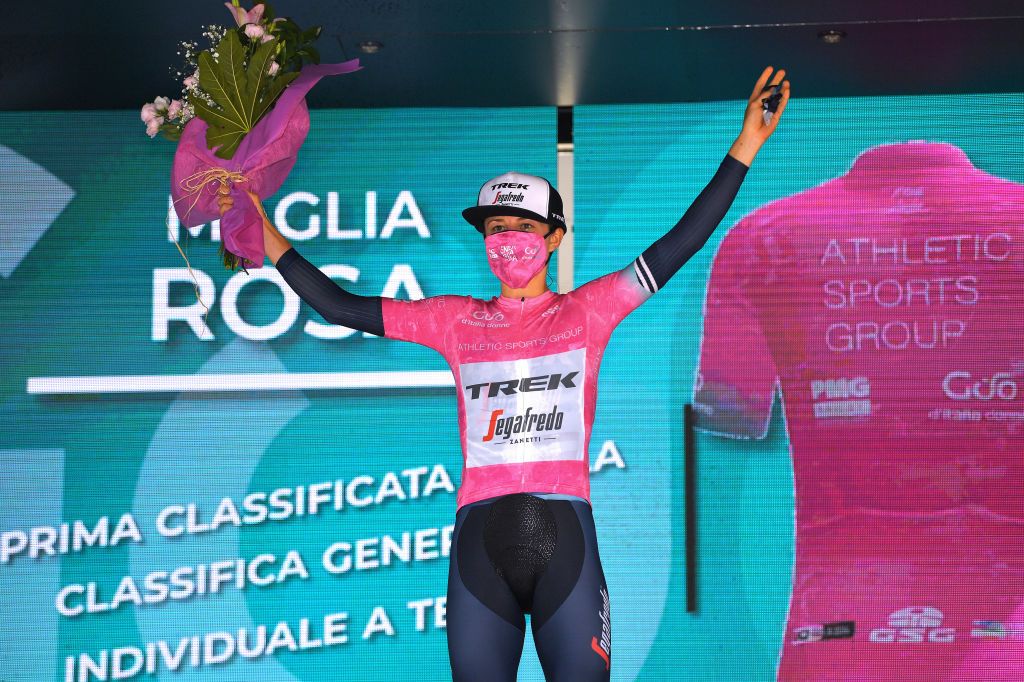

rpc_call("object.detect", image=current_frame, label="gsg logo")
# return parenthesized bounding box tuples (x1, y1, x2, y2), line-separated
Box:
(472, 311, 505, 322)
(870, 607, 955, 644)
(942, 371, 1018, 401)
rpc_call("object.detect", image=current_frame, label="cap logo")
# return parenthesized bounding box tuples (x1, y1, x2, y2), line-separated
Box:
(492, 191, 525, 205)
(490, 182, 530, 191)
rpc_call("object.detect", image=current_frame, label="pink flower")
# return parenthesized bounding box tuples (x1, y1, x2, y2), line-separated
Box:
(244, 23, 265, 40)
(267, 61, 280, 76)
(140, 103, 158, 122)
(146, 117, 163, 138)
(260, 32, 274, 43)
(167, 99, 183, 120)
(224, 2, 265, 27)
(183, 75, 198, 89)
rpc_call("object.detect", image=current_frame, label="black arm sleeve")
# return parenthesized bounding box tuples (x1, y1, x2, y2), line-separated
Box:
(630, 152, 749, 293)
(275, 247, 385, 337)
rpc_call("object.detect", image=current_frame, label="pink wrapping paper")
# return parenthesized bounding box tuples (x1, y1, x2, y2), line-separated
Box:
(170, 59, 361, 268)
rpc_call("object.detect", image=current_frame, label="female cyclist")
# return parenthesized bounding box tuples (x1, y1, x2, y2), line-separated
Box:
(218, 65, 789, 681)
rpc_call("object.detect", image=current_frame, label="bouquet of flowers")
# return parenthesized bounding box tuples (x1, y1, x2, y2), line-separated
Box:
(142, 1, 360, 271)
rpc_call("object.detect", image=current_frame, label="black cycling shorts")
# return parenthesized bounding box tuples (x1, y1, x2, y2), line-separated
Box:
(446, 493, 612, 681)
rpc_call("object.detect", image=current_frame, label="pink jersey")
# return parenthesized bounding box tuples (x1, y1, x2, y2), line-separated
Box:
(695, 141, 1024, 680)
(383, 266, 651, 509)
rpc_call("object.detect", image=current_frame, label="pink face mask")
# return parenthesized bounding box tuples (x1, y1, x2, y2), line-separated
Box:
(484, 230, 549, 289)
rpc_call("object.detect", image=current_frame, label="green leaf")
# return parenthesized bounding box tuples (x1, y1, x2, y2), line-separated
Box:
(193, 98, 246, 159)
(275, 20, 297, 41)
(244, 36, 279, 109)
(197, 32, 250, 127)
(190, 29, 307, 159)
(251, 71, 299, 124)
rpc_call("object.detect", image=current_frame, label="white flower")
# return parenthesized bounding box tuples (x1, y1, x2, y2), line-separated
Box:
(183, 75, 198, 89)
(154, 96, 170, 110)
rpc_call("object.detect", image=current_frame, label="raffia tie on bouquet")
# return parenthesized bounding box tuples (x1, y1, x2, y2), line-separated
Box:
(166, 167, 252, 315)
(175, 167, 250, 221)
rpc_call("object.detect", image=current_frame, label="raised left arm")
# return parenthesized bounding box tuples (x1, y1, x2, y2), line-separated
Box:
(631, 66, 790, 294)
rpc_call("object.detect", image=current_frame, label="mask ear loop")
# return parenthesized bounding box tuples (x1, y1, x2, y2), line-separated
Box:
(543, 226, 559, 290)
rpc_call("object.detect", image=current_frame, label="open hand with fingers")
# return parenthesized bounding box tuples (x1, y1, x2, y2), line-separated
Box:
(728, 66, 791, 166)
(742, 66, 791, 144)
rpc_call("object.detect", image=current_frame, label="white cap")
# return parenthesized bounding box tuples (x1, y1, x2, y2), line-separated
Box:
(462, 171, 566, 233)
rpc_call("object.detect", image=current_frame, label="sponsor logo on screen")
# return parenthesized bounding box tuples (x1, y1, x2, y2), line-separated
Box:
(886, 186, 925, 214)
(811, 377, 872, 418)
(792, 621, 856, 644)
(942, 371, 1019, 401)
(971, 620, 1024, 640)
(870, 607, 955, 644)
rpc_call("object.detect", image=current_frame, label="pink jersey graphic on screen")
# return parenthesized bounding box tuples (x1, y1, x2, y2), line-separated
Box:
(383, 266, 650, 509)
(694, 141, 1024, 681)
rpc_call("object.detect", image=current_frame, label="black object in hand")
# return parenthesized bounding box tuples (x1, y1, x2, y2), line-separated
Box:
(761, 83, 783, 124)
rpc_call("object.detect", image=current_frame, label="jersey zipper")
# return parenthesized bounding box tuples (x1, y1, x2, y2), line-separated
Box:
(520, 296, 525, 331)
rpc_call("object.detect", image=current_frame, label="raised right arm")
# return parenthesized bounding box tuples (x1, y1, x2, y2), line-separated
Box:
(222, 188, 385, 336)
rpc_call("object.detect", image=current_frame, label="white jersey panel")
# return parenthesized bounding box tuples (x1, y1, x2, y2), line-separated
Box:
(459, 348, 586, 468)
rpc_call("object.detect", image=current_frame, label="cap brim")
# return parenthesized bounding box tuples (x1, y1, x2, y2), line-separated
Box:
(462, 206, 550, 233)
